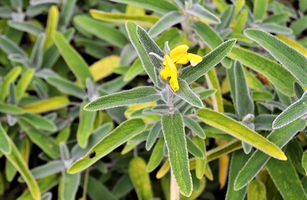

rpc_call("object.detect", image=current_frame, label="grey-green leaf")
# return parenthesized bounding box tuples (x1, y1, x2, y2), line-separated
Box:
(84, 86, 160, 111)
(173, 80, 203, 108)
(245, 29, 307, 87)
(162, 113, 192, 196)
(273, 90, 307, 129)
(183, 116, 206, 139)
(186, 4, 220, 24)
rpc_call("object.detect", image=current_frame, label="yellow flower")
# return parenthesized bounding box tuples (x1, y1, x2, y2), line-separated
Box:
(159, 45, 202, 92)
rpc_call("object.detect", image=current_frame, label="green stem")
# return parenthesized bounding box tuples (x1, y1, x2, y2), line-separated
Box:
(82, 169, 90, 200)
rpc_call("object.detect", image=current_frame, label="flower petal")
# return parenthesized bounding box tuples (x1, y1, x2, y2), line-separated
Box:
(160, 65, 172, 80)
(186, 53, 203, 66)
(169, 76, 179, 92)
(169, 45, 189, 63)
(164, 54, 177, 73)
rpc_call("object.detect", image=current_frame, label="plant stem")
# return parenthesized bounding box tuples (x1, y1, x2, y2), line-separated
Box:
(170, 169, 180, 200)
(82, 169, 90, 200)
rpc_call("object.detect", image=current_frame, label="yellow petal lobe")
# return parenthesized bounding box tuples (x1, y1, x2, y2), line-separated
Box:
(169, 45, 189, 63)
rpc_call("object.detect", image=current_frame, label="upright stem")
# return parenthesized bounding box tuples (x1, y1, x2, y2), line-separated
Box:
(82, 169, 90, 200)
(170, 169, 180, 200)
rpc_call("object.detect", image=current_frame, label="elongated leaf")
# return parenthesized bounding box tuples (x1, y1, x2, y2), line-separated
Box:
(225, 150, 249, 200)
(30, 33, 45, 69)
(181, 39, 236, 84)
(60, 172, 80, 200)
(73, 15, 128, 48)
(303, 150, 307, 175)
(206, 67, 224, 112)
(8, 21, 43, 36)
(245, 29, 307, 87)
(109, 0, 178, 14)
(1, 132, 40, 200)
(58, 0, 76, 29)
(266, 153, 307, 200)
(148, 11, 186, 37)
(0, 34, 27, 58)
(53, 31, 93, 86)
(84, 86, 160, 111)
(183, 117, 206, 139)
(0, 124, 11, 154)
(82, 176, 117, 200)
(273, 91, 307, 129)
(77, 101, 96, 148)
(0, 66, 21, 101)
(234, 119, 307, 190)
(234, 60, 254, 119)
(147, 137, 164, 172)
(228, 46, 296, 96)
(277, 35, 307, 57)
(186, 136, 204, 158)
(89, 55, 119, 82)
(254, 0, 268, 20)
(68, 118, 146, 174)
(233, 9, 248, 34)
(162, 113, 192, 196)
(46, 76, 86, 99)
(0, 103, 24, 115)
(193, 136, 206, 179)
(21, 96, 69, 113)
(90, 9, 159, 28)
(206, 140, 242, 162)
(16, 69, 34, 101)
(259, 23, 293, 35)
(197, 108, 286, 160)
(44, 6, 59, 50)
(173, 80, 203, 108)
(192, 21, 233, 69)
(146, 121, 162, 150)
(126, 21, 158, 85)
(18, 118, 60, 159)
(22, 113, 57, 132)
(187, 4, 220, 24)
(112, 174, 133, 199)
(216, 5, 235, 32)
(124, 58, 144, 82)
(129, 157, 153, 200)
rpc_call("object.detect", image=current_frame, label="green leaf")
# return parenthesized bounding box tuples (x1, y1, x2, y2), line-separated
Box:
(0, 103, 24, 115)
(109, 0, 178, 14)
(197, 108, 286, 160)
(77, 101, 97, 148)
(129, 157, 153, 200)
(266, 151, 307, 200)
(82, 176, 117, 200)
(181, 39, 236, 84)
(84, 86, 160, 111)
(148, 11, 186, 37)
(245, 29, 307, 87)
(186, 136, 204, 158)
(183, 116, 206, 139)
(1, 130, 41, 200)
(0, 34, 27, 58)
(193, 136, 206, 179)
(227, 46, 296, 96)
(126, 21, 158, 86)
(112, 174, 133, 199)
(186, 4, 221, 24)
(124, 59, 144, 82)
(21, 96, 70, 114)
(233, 60, 254, 119)
(73, 15, 129, 48)
(233, 9, 248, 34)
(206, 140, 242, 162)
(225, 150, 249, 200)
(60, 172, 80, 200)
(16, 69, 34, 101)
(192, 21, 233, 69)
(0, 124, 11, 154)
(234, 119, 307, 190)
(0, 66, 21, 101)
(273, 91, 307, 129)
(22, 113, 57, 132)
(145, 121, 162, 150)
(44, 5, 59, 50)
(67, 118, 146, 174)
(90, 9, 159, 28)
(290, 15, 307, 36)
(251, 91, 273, 101)
(247, 180, 266, 200)
(18, 118, 60, 159)
(216, 5, 235, 32)
(286, 139, 305, 175)
(46, 76, 86, 99)
(303, 150, 307, 175)
(253, 0, 268, 20)
(8, 20, 43, 36)
(30, 33, 45, 69)
(173, 80, 203, 108)
(58, 0, 76, 29)
(259, 23, 293, 35)
(53, 31, 94, 86)
(147, 137, 165, 172)
(162, 113, 192, 196)
(300, 0, 307, 11)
